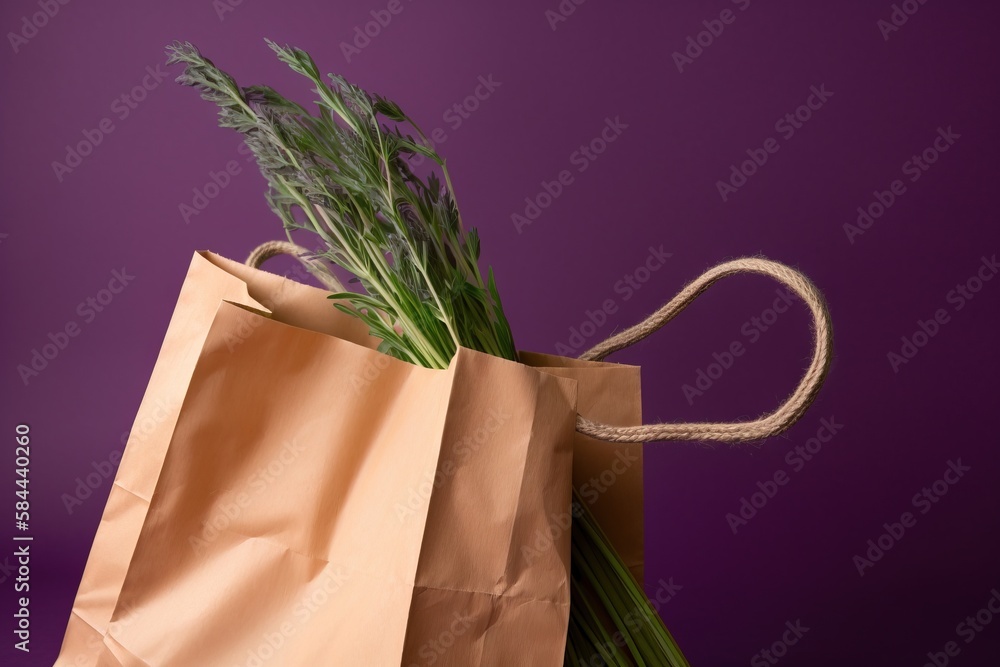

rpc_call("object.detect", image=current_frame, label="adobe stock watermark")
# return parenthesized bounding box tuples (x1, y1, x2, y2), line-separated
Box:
(681, 287, 795, 405)
(339, 0, 418, 63)
(750, 620, 809, 666)
(0, 556, 16, 585)
(553, 245, 672, 357)
(877, 0, 932, 42)
(212, 0, 247, 21)
(179, 142, 256, 224)
(544, 0, 589, 31)
(61, 397, 177, 514)
(7, 0, 72, 54)
(671, 0, 752, 74)
(222, 240, 331, 353)
(67, 600, 144, 662)
(236, 565, 349, 667)
(578, 448, 641, 506)
(16, 267, 136, 386)
(715, 84, 834, 202)
(852, 459, 971, 577)
(921, 588, 1000, 667)
(511, 116, 628, 234)
(0, 555, 17, 584)
(521, 448, 640, 565)
(394, 407, 512, 521)
(886, 254, 997, 373)
(725, 416, 844, 535)
(350, 354, 392, 396)
(51, 59, 170, 182)
(575, 577, 684, 663)
(843, 126, 960, 244)
(406, 74, 502, 169)
(189, 435, 309, 555)
(406, 613, 475, 667)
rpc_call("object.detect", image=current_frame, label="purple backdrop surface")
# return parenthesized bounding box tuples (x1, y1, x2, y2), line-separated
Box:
(2, 1, 999, 665)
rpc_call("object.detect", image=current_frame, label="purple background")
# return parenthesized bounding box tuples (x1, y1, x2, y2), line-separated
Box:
(3, 0, 999, 664)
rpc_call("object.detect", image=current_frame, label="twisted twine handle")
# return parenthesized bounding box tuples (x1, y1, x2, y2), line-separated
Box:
(245, 241, 346, 292)
(576, 258, 833, 443)
(246, 242, 833, 444)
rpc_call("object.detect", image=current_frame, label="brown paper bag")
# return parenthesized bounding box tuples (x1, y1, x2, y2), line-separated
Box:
(57, 252, 375, 666)
(58, 249, 831, 665)
(96, 303, 578, 666)
(56, 252, 645, 666)
(518, 352, 644, 584)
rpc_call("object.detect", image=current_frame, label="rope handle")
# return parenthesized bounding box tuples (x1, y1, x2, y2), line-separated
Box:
(245, 241, 346, 292)
(576, 258, 833, 443)
(247, 243, 833, 444)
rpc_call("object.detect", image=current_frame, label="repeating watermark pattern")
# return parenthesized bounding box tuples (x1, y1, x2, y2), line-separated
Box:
(189, 435, 309, 555)
(877, 0, 932, 41)
(62, 450, 121, 516)
(544, 0, 589, 31)
(886, 254, 997, 373)
(522, 501, 580, 567)
(715, 84, 834, 202)
(511, 116, 628, 234)
(681, 287, 795, 405)
(852, 459, 971, 577)
(223, 307, 274, 353)
(394, 407, 512, 522)
(725, 417, 844, 535)
(179, 142, 255, 224)
(222, 240, 331, 353)
(648, 577, 683, 612)
(750, 620, 809, 666)
(409, 74, 502, 168)
(51, 61, 170, 182)
(213, 0, 246, 21)
(16, 268, 136, 386)
(522, 447, 640, 564)
(553, 245, 672, 357)
(339, 0, 417, 63)
(921, 588, 1000, 667)
(578, 448, 641, 505)
(61, 397, 177, 514)
(61, 600, 144, 663)
(671, 0, 752, 74)
(844, 126, 960, 244)
(406, 613, 475, 666)
(7, 0, 72, 54)
(236, 565, 349, 667)
(350, 354, 392, 396)
(0, 556, 14, 585)
(576, 577, 683, 663)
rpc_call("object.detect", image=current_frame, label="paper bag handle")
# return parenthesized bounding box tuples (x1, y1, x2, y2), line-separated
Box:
(245, 240, 347, 292)
(576, 258, 833, 443)
(248, 243, 833, 443)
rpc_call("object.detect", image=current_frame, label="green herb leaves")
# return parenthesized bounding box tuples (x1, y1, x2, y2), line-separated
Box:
(166, 40, 515, 368)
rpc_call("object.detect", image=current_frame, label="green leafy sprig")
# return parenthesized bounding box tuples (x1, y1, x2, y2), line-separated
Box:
(166, 40, 514, 369)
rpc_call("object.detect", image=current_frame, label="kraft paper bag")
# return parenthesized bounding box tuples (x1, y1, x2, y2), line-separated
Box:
(518, 353, 644, 584)
(94, 302, 577, 665)
(57, 251, 646, 666)
(56, 252, 374, 665)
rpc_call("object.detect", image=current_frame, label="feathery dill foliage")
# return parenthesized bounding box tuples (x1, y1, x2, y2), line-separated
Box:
(165, 40, 515, 369)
